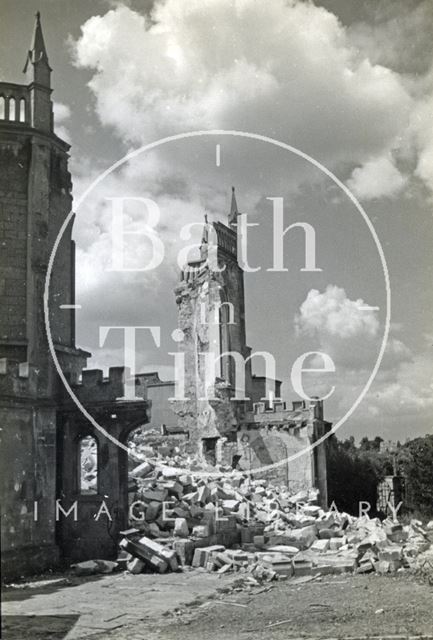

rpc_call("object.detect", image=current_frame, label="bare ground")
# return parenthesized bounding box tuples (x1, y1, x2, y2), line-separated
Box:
(2, 570, 433, 639)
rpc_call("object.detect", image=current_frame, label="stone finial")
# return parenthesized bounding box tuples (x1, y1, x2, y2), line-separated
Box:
(228, 186, 239, 229)
(23, 11, 52, 80)
(200, 212, 209, 260)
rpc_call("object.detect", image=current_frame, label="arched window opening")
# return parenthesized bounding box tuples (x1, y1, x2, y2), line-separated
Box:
(219, 295, 231, 381)
(8, 97, 16, 121)
(0, 97, 5, 120)
(19, 98, 26, 122)
(79, 435, 98, 494)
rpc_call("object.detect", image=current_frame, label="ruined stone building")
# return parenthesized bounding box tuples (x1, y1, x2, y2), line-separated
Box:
(0, 15, 330, 580)
(170, 188, 331, 497)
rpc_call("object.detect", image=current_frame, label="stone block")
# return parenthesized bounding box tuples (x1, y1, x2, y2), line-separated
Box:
(183, 491, 199, 503)
(225, 549, 249, 563)
(329, 537, 345, 550)
(142, 488, 168, 503)
(388, 559, 402, 572)
(147, 522, 161, 538)
(302, 505, 321, 517)
(119, 528, 141, 539)
(266, 545, 299, 555)
(284, 525, 317, 550)
(163, 480, 184, 499)
(161, 467, 179, 479)
(192, 544, 225, 568)
(292, 561, 313, 576)
(192, 548, 205, 568)
(222, 499, 240, 513)
(192, 524, 209, 538)
(119, 538, 168, 573)
(375, 560, 390, 574)
(215, 515, 237, 532)
(174, 518, 189, 537)
(253, 535, 266, 548)
(237, 503, 251, 520)
(127, 557, 145, 574)
(145, 501, 161, 522)
(197, 485, 210, 504)
(130, 461, 154, 478)
(217, 562, 233, 574)
(134, 535, 178, 571)
(255, 510, 269, 523)
(336, 559, 357, 574)
(357, 559, 375, 574)
(190, 504, 204, 518)
(173, 538, 195, 566)
(311, 539, 330, 552)
(172, 506, 189, 519)
(213, 552, 234, 568)
(319, 528, 342, 539)
(378, 547, 402, 562)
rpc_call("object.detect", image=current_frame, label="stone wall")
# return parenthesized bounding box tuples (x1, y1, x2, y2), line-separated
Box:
(173, 267, 241, 449)
(236, 425, 314, 490)
(56, 367, 150, 564)
(0, 100, 89, 578)
(0, 402, 59, 580)
(0, 138, 29, 359)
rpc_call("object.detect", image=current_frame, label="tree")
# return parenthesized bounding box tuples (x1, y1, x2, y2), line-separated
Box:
(400, 435, 433, 515)
(326, 437, 381, 516)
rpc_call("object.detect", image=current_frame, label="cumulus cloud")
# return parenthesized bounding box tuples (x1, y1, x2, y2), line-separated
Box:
(294, 285, 433, 440)
(295, 285, 411, 372)
(53, 102, 72, 122)
(409, 77, 433, 194)
(347, 155, 407, 200)
(71, 1, 413, 171)
(295, 285, 379, 340)
(370, 354, 433, 416)
(347, 0, 433, 75)
(53, 101, 72, 142)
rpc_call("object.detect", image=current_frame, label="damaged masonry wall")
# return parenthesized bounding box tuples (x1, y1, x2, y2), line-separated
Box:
(168, 200, 330, 505)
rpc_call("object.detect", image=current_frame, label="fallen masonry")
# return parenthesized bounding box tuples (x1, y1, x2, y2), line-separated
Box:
(72, 458, 433, 582)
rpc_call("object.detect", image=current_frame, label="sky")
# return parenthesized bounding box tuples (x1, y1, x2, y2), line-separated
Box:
(1, 0, 432, 443)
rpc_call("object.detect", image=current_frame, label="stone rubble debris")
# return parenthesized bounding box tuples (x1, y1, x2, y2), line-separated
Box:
(105, 457, 433, 581)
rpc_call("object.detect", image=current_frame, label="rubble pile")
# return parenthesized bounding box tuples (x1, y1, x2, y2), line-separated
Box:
(411, 521, 433, 585)
(115, 459, 433, 580)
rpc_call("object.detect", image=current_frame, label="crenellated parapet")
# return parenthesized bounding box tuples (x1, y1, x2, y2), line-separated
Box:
(65, 366, 151, 406)
(242, 398, 327, 437)
(0, 358, 39, 399)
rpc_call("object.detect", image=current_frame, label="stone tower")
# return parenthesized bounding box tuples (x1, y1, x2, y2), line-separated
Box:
(173, 188, 253, 458)
(0, 13, 88, 578)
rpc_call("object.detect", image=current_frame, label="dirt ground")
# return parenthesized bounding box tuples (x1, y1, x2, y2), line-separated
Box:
(2, 570, 433, 639)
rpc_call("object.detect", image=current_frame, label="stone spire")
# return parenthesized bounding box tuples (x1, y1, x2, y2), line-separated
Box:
(23, 12, 53, 132)
(200, 213, 209, 261)
(24, 11, 52, 87)
(228, 186, 239, 229)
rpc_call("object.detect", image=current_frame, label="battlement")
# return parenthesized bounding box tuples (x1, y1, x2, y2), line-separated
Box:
(0, 83, 30, 125)
(67, 367, 153, 406)
(0, 357, 38, 398)
(244, 398, 324, 431)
